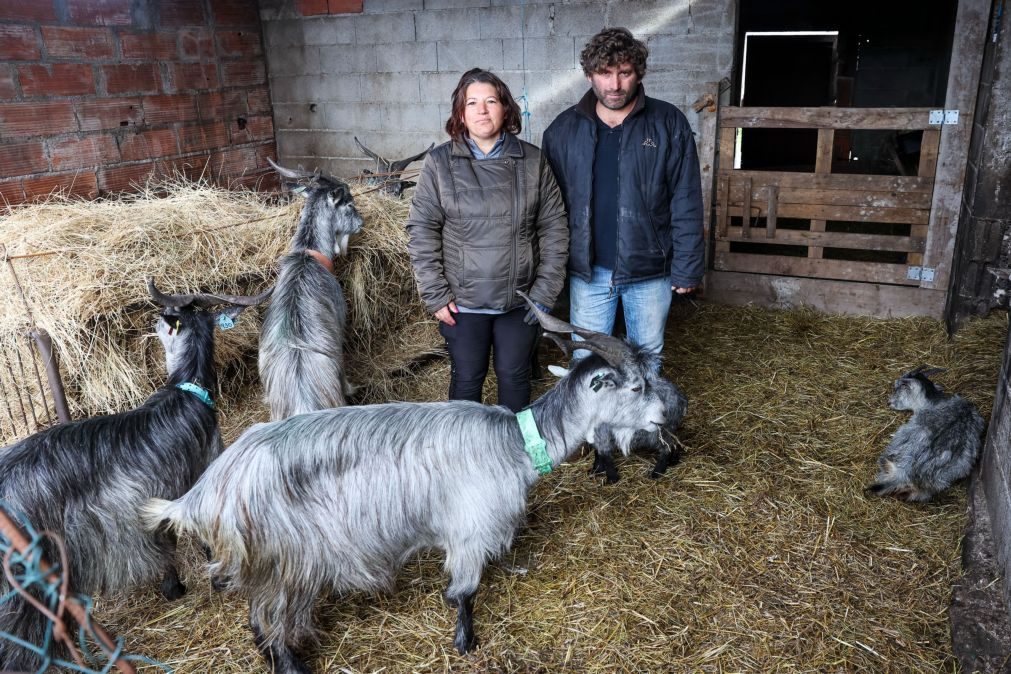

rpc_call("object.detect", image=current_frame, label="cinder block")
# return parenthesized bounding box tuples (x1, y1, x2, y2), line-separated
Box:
(420, 72, 467, 101)
(318, 44, 377, 73)
(361, 73, 420, 102)
(315, 73, 363, 102)
(323, 101, 384, 131)
(264, 20, 308, 47)
(604, 0, 696, 36)
(380, 103, 442, 133)
(415, 9, 481, 42)
(523, 68, 589, 111)
(303, 16, 356, 45)
(278, 128, 360, 157)
(437, 39, 503, 72)
(502, 37, 575, 71)
(272, 102, 327, 129)
(355, 12, 415, 44)
(376, 41, 437, 73)
(268, 74, 316, 102)
(364, 0, 422, 12)
(646, 34, 723, 69)
(267, 45, 323, 77)
(424, 0, 490, 9)
(480, 4, 604, 40)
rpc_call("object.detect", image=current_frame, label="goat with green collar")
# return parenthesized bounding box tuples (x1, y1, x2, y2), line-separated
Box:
(142, 293, 670, 674)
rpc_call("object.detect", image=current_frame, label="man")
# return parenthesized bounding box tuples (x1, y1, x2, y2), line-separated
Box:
(541, 27, 703, 365)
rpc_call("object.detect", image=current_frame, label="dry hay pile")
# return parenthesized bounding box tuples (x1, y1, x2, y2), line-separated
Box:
(93, 303, 1006, 673)
(0, 179, 438, 445)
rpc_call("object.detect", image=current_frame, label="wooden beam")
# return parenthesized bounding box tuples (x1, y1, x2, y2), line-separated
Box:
(918, 128, 941, 177)
(720, 106, 936, 130)
(698, 82, 720, 270)
(716, 170, 933, 193)
(816, 128, 834, 173)
(705, 270, 945, 318)
(725, 185, 932, 209)
(723, 227, 926, 252)
(724, 202, 930, 225)
(922, 0, 989, 291)
(716, 174, 730, 238)
(741, 177, 752, 239)
(766, 185, 778, 239)
(714, 251, 918, 285)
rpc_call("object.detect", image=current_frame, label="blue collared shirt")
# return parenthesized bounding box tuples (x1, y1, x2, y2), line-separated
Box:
(465, 132, 506, 160)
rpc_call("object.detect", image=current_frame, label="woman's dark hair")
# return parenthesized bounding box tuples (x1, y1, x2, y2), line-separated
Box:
(445, 68, 522, 142)
(579, 27, 649, 78)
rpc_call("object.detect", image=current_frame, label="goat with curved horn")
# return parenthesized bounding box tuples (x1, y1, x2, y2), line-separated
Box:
(266, 157, 320, 182)
(516, 290, 629, 368)
(354, 137, 434, 197)
(148, 279, 273, 309)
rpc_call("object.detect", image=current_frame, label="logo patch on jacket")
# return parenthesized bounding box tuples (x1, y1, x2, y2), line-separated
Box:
(642, 137, 657, 148)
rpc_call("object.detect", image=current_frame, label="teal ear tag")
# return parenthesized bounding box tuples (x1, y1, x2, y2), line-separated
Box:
(217, 314, 236, 330)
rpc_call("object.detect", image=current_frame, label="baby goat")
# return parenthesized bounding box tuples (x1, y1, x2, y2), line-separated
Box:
(866, 366, 984, 502)
(260, 159, 364, 420)
(142, 295, 671, 674)
(0, 279, 270, 672)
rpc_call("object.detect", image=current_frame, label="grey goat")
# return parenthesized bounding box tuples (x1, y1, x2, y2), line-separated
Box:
(866, 366, 984, 502)
(0, 280, 270, 672)
(544, 337, 687, 483)
(142, 295, 671, 674)
(354, 136, 434, 197)
(259, 159, 364, 420)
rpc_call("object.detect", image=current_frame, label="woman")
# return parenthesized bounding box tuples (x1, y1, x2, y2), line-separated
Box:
(406, 68, 569, 412)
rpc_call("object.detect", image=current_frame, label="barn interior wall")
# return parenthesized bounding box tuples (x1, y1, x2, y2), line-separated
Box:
(257, 0, 736, 180)
(0, 0, 278, 206)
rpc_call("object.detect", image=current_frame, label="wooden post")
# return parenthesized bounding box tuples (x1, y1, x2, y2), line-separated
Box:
(808, 128, 835, 259)
(766, 185, 778, 239)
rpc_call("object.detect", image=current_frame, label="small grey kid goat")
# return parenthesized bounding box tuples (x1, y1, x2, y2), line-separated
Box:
(142, 294, 672, 674)
(260, 159, 364, 420)
(866, 366, 984, 502)
(0, 279, 270, 672)
(544, 336, 687, 483)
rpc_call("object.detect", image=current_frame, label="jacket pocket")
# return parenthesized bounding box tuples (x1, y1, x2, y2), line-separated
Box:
(464, 244, 511, 281)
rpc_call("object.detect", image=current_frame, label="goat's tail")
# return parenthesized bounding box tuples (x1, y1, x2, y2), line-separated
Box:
(139, 497, 186, 535)
(0, 589, 58, 671)
(865, 481, 933, 503)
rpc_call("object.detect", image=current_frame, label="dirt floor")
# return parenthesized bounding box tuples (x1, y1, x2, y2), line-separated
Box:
(93, 302, 1007, 673)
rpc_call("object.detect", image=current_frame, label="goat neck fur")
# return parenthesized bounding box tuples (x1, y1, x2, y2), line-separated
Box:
(867, 369, 984, 502)
(143, 342, 668, 673)
(259, 173, 364, 420)
(0, 299, 240, 672)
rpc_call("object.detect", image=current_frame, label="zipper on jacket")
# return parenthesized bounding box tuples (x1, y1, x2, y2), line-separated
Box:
(509, 157, 519, 308)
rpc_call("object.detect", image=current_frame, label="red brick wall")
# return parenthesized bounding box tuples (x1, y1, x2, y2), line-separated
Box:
(0, 0, 278, 204)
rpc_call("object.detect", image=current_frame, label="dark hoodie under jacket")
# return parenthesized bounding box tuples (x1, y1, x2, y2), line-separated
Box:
(541, 85, 704, 288)
(406, 133, 569, 314)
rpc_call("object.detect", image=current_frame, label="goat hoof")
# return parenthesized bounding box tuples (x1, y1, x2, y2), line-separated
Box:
(160, 577, 186, 601)
(454, 631, 477, 654)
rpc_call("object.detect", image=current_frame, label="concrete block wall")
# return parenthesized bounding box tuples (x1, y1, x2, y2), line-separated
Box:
(258, 0, 735, 179)
(0, 0, 278, 205)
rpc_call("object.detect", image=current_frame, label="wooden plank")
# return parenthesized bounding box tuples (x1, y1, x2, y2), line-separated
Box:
(714, 251, 918, 285)
(741, 176, 752, 239)
(766, 185, 777, 239)
(922, 0, 988, 291)
(716, 174, 730, 238)
(723, 202, 930, 225)
(719, 106, 935, 130)
(726, 185, 932, 209)
(816, 128, 834, 173)
(809, 219, 826, 259)
(716, 170, 933, 193)
(917, 127, 941, 178)
(723, 227, 926, 252)
(908, 223, 928, 266)
(698, 81, 720, 269)
(718, 127, 736, 172)
(705, 270, 945, 318)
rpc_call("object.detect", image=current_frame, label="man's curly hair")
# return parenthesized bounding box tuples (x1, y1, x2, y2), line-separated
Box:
(579, 27, 648, 78)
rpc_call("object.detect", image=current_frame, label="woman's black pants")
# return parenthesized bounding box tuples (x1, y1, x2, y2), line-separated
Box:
(438, 307, 539, 412)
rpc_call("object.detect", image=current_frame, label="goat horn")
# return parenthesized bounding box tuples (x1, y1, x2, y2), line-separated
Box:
(147, 278, 193, 308)
(267, 157, 317, 181)
(516, 291, 629, 367)
(354, 137, 386, 165)
(189, 286, 274, 308)
(389, 143, 435, 171)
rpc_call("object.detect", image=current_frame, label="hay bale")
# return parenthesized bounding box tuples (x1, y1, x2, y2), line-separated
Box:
(0, 178, 439, 444)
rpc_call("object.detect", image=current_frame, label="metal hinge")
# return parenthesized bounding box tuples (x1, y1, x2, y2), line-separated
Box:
(907, 266, 936, 282)
(929, 110, 959, 125)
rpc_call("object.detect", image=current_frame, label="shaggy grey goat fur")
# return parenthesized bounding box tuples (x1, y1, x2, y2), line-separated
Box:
(259, 159, 364, 420)
(142, 297, 671, 674)
(0, 280, 269, 672)
(867, 366, 984, 502)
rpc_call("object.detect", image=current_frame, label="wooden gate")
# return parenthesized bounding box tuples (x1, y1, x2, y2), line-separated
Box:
(713, 107, 939, 287)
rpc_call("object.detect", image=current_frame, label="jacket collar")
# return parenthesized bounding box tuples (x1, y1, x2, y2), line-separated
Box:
(575, 84, 647, 122)
(451, 132, 524, 158)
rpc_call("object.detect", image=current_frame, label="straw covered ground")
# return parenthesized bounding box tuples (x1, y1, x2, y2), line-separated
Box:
(99, 304, 1005, 673)
(0, 180, 1005, 671)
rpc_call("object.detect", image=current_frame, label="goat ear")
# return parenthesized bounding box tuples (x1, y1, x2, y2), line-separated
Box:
(218, 303, 252, 324)
(547, 364, 569, 378)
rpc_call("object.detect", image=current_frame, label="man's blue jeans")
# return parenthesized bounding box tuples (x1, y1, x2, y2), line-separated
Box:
(569, 266, 671, 365)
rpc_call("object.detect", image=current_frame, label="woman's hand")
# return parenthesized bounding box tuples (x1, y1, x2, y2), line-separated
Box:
(435, 301, 459, 326)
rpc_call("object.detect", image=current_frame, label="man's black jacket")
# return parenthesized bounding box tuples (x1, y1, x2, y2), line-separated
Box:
(541, 86, 704, 288)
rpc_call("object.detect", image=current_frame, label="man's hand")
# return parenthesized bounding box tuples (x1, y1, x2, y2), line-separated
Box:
(671, 285, 698, 295)
(435, 301, 458, 326)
